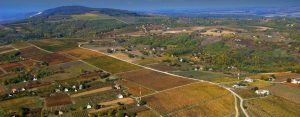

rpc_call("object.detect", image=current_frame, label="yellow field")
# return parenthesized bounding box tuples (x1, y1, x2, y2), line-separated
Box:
(172, 94, 235, 117)
(245, 96, 300, 117)
(62, 48, 104, 60)
(144, 82, 234, 115)
(249, 80, 272, 88)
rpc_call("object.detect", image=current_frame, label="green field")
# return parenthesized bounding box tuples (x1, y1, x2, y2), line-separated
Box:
(171, 70, 230, 81)
(85, 56, 141, 74)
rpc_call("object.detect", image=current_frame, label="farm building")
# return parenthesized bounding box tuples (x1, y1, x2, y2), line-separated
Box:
(244, 78, 254, 83)
(291, 79, 300, 84)
(255, 90, 270, 96)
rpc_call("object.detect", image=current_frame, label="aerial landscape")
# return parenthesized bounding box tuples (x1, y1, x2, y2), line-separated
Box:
(0, 0, 300, 117)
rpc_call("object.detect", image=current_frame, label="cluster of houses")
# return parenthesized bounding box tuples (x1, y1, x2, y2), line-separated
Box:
(291, 78, 300, 84)
(232, 77, 271, 96)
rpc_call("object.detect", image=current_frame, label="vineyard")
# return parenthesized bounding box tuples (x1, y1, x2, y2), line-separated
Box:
(31, 53, 74, 65)
(245, 96, 300, 117)
(85, 56, 141, 74)
(118, 69, 195, 91)
(62, 48, 104, 60)
(143, 82, 233, 115)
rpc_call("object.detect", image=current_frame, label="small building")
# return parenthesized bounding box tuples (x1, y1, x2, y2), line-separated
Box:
(244, 78, 254, 83)
(114, 84, 121, 90)
(86, 103, 92, 109)
(117, 94, 124, 99)
(64, 88, 69, 92)
(291, 79, 300, 84)
(255, 90, 270, 96)
(11, 88, 17, 93)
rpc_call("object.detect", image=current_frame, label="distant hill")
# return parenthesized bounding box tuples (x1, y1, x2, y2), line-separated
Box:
(38, 6, 145, 18)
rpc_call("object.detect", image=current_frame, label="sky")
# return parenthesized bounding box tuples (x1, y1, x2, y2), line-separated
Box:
(1, 0, 300, 14)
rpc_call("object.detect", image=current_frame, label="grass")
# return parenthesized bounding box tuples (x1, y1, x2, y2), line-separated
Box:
(135, 56, 175, 65)
(245, 96, 300, 117)
(234, 89, 259, 99)
(171, 70, 229, 81)
(249, 80, 272, 88)
(85, 56, 141, 74)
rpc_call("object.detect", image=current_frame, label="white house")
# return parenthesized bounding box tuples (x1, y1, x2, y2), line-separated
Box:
(244, 78, 254, 83)
(255, 90, 270, 96)
(291, 79, 300, 84)
(117, 94, 124, 99)
(64, 88, 69, 92)
(87, 103, 92, 109)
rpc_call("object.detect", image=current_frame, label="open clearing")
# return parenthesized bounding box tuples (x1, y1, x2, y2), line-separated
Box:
(85, 56, 141, 74)
(49, 60, 98, 75)
(61, 48, 104, 60)
(245, 96, 300, 117)
(118, 69, 196, 91)
(143, 82, 234, 115)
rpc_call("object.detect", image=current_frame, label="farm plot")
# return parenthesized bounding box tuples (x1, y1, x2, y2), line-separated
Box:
(71, 87, 112, 98)
(118, 80, 155, 96)
(11, 41, 32, 49)
(0, 97, 42, 114)
(45, 93, 72, 107)
(267, 83, 300, 103)
(118, 69, 195, 91)
(171, 70, 229, 81)
(49, 61, 98, 75)
(245, 96, 300, 117)
(19, 46, 48, 58)
(85, 56, 141, 74)
(61, 48, 104, 60)
(71, 90, 118, 109)
(31, 53, 74, 65)
(143, 82, 233, 115)
(0, 62, 24, 72)
(171, 94, 235, 117)
(146, 63, 177, 72)
(0, 45, 15, 53)
(31, 39, 80, 52)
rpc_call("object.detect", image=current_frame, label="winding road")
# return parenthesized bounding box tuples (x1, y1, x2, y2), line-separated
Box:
(78, 44, 249, 117)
